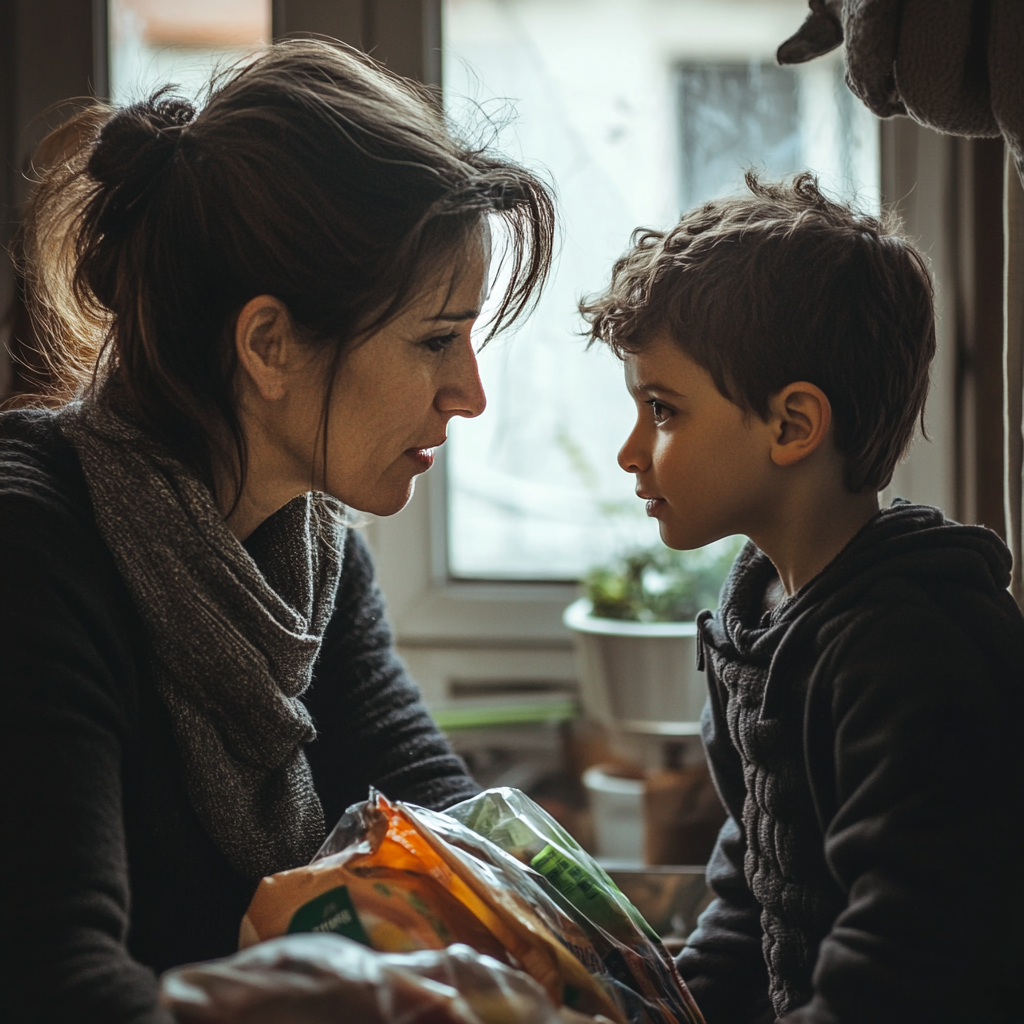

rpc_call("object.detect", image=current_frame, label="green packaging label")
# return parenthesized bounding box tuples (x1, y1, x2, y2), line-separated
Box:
(530, 844, 660, 943)
(530, 844, 621, 924)
(287, 885, 371, 947)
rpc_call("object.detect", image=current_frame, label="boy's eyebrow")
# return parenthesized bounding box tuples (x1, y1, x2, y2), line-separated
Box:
(635, 380, 686, 398)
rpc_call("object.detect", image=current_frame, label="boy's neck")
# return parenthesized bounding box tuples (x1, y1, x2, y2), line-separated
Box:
(752, 484, 880, 598)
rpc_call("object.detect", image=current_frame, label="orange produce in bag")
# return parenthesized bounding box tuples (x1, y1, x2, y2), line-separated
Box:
(241, 792, 625, 1023)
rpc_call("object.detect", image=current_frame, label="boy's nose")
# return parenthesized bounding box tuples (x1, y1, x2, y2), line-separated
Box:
(618, 426, 649, 474)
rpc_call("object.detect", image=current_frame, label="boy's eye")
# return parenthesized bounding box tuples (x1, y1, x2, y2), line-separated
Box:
(646, 399, 671, 423)
(422, 330, 460, 353)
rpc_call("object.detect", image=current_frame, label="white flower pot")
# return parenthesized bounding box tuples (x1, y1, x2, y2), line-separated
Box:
(581, 765, 646, 860)
(562, 598, 707, 735)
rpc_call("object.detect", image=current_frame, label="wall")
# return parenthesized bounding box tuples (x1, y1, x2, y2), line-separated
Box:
(0, 0, 103, 400)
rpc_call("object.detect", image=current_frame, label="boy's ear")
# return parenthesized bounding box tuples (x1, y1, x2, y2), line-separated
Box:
(234, 295, 299, 402)
(767, 382, 832, 468)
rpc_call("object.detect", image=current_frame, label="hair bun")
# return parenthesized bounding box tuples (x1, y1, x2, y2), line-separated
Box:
(88, 90, 196, 215)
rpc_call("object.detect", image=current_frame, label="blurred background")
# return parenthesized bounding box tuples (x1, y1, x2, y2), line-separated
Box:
(0, 0, 1007, 936)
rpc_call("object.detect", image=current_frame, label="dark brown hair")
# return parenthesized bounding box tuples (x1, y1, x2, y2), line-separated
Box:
(581, 173, 935, 494)
(18, 39, 555, 496)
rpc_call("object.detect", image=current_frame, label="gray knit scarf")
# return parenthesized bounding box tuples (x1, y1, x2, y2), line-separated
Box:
(59, 399, 345, 881)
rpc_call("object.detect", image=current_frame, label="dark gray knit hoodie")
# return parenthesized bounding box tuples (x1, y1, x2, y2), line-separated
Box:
(677, 501, 1024, 1024)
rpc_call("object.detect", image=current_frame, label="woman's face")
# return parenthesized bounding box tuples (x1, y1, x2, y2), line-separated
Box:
(322, 251, 488, 515)
(229, 239, 488, 535)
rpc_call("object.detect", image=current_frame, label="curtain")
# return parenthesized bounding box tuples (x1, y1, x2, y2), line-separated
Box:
(1005, 156, 1024, 602)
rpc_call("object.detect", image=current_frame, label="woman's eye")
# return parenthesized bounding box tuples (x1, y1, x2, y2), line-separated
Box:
(422, 330, 460, 353)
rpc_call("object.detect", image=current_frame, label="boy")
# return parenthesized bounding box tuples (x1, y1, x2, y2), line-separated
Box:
(582, 174, 1024, 1023)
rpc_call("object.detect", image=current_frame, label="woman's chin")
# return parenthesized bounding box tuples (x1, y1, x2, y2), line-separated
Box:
(338, 479, 417, 518)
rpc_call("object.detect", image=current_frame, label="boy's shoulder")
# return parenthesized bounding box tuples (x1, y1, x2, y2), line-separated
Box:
(797, 501, 1014, 630)
(715, 501, 1016, 649)
(705, 501, 1024, 710)
(779, 502, 1024, 720)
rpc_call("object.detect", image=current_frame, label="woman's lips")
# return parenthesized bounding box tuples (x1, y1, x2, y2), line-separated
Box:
(405, 447, 436, 470)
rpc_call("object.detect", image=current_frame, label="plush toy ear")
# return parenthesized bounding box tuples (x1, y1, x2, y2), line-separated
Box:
(777, 0, 843, 65)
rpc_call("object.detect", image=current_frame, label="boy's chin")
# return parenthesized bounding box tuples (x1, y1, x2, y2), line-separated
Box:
(658, 522, 696, 550)
(659, 519, 724, 552)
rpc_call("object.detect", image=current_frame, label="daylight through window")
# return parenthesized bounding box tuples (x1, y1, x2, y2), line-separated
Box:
(442, 0, 879, 581)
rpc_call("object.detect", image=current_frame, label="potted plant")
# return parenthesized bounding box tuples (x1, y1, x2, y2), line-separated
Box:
(563, 540, 742, 734)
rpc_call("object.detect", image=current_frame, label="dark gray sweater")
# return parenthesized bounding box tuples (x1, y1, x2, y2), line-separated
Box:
(0, 408, 479, 1023)
(677, 502, 1024, 1023)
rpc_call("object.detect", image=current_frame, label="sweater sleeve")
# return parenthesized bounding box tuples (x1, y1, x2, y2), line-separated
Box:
(303, 530, 479, 828)
(781, 603, 1009, 1024)
(676, 671, 773, 1024)
(0, 492, 173, 1023)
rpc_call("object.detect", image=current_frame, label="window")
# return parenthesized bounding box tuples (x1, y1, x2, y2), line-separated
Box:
(109, 0, 270, 104)
(441, 0, 879, 582)
(676, 59, 875, 210)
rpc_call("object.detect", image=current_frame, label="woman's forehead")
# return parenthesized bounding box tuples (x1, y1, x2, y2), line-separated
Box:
(413, 237, 489, 322)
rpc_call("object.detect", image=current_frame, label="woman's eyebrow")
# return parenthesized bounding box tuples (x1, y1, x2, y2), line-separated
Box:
(426, 308, 480, 322)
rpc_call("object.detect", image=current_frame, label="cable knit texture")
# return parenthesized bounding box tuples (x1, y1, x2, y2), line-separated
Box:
(0, 408, 479, 1024)
(678, 502, 1024, 1024)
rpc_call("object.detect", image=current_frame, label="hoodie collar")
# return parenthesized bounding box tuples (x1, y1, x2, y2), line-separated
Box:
(700, 500, 1011, 667)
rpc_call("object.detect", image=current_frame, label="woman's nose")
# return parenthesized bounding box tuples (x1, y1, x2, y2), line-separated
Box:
(437, 337, 487, 420)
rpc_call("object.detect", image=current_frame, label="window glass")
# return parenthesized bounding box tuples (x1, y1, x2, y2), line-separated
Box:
(443, 0, 879, 581)
(109, 0, 270, 105)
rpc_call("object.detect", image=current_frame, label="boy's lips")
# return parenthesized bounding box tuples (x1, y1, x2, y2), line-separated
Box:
(637, 490, 665, 518)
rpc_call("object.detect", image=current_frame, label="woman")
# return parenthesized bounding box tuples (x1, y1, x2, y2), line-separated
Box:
(0, 40, 554, 1022)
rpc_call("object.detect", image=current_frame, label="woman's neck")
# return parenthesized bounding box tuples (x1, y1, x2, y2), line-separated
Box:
(212, 427, 312, 542)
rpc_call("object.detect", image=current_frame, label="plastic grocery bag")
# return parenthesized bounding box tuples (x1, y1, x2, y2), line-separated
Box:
(446, 788, 659, 943)
(431, 790, 704, 1024)
(242, 791, 622, 1020)
(162, 932, 607, 1024)
(240, 789, 705, 1024)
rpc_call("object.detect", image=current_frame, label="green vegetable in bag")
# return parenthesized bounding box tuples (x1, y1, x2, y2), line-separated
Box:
(447, 788, 658, 943)
(444, 789, 704, 1024)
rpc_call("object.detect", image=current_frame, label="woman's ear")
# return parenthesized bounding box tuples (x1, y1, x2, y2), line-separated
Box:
(234, 295, 297, 401)
(768, 382, 832, 468)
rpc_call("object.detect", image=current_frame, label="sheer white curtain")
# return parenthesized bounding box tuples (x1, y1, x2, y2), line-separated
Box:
(1004, 159, 1024, 603)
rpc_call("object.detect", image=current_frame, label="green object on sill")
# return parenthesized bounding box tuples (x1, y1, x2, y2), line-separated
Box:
(434, 699, 578, 731)
(584, 537, 744, 622)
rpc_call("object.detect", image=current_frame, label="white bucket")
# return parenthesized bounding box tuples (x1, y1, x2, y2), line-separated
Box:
(583, 765, 645, 861)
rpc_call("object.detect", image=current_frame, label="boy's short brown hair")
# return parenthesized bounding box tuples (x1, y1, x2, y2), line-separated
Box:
(581, 173, 935, 494)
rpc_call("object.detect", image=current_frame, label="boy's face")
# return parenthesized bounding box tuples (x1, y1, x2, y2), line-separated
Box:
(619, 334, 774, 550)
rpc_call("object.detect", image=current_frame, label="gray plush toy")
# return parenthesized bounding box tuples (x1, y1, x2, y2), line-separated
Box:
(777, 0, 1024, 182)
